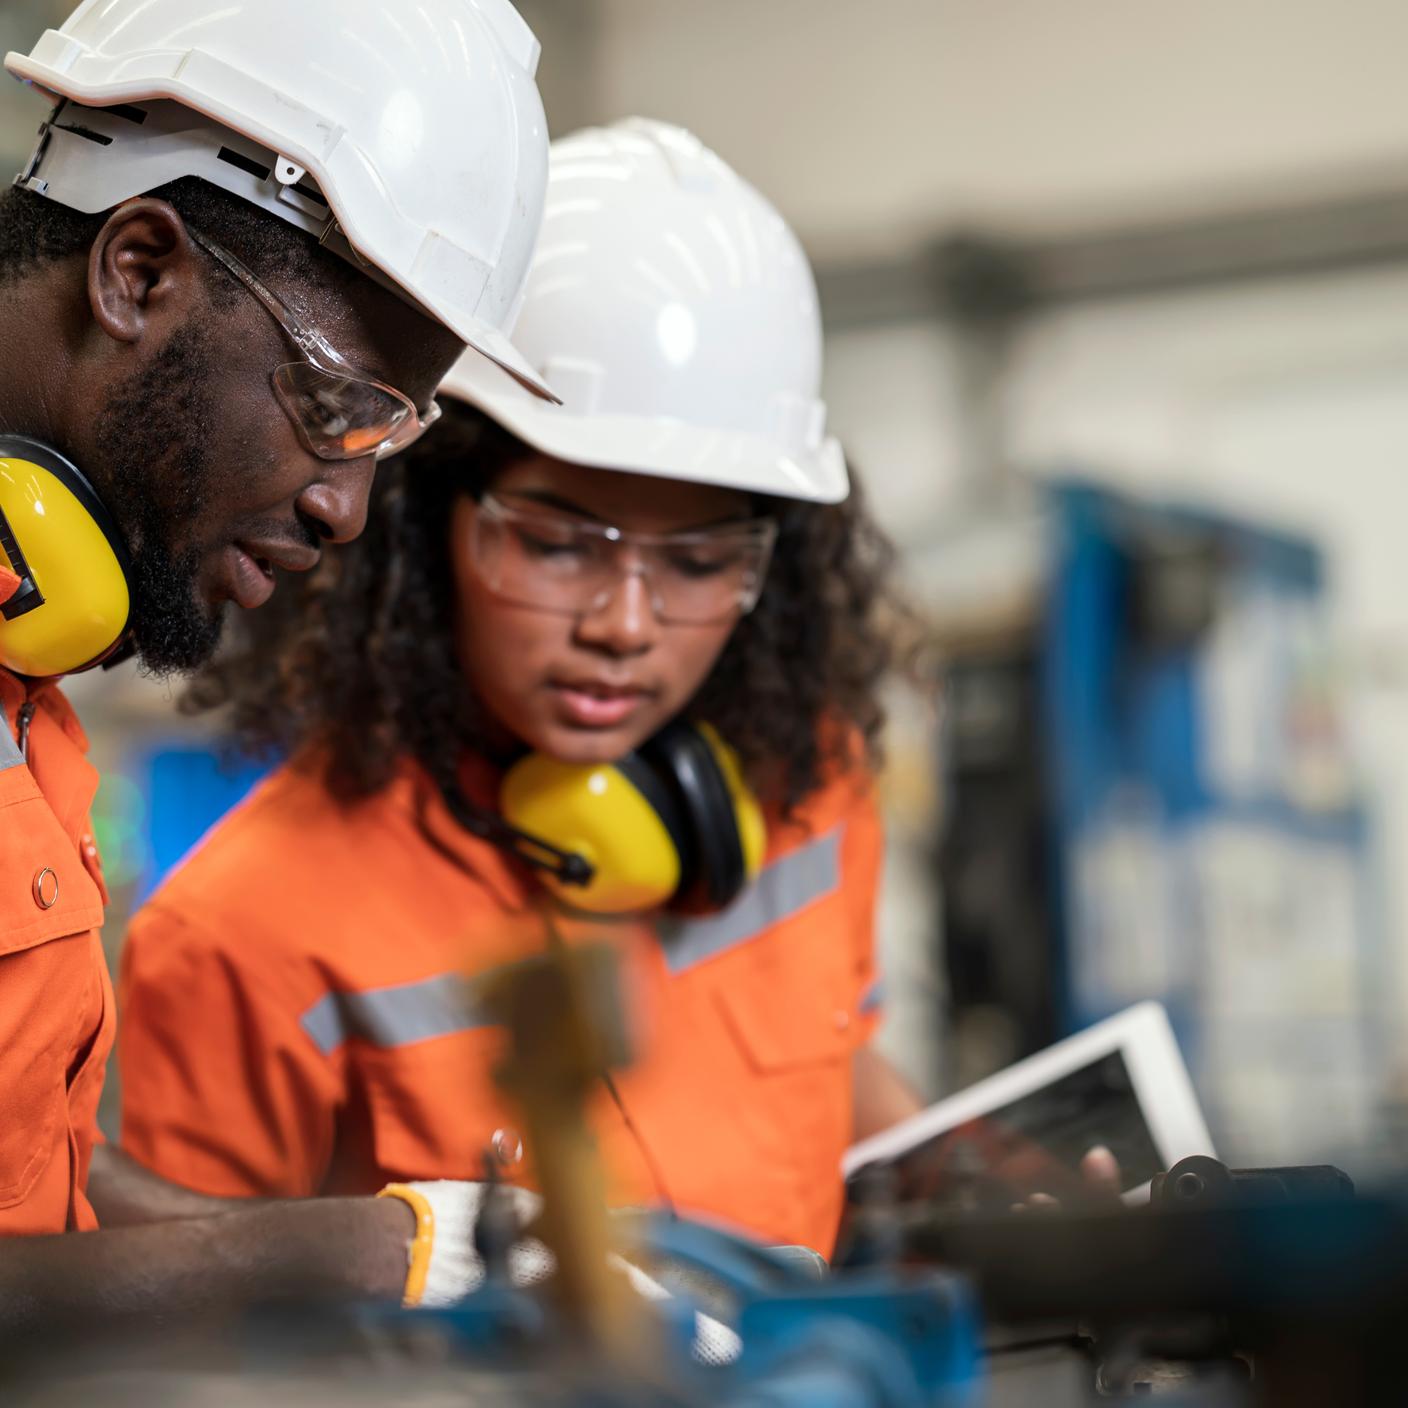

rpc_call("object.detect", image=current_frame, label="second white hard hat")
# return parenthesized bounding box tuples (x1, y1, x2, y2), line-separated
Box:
(441, 119, 847, 502)
(6, 0, 556, 400)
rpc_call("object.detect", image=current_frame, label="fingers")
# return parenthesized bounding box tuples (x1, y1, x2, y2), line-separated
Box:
(1011, 1147, 1122, 1215)
(1010, 1191, 1061, 1213)
(1080, 1144, 1123, 1196)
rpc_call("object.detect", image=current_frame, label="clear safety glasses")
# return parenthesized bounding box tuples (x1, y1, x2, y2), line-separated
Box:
(470, 492, 779, 626)
(186, 227, 440, 462)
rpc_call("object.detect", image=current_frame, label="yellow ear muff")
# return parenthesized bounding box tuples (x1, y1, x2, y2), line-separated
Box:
(501, 753, 684, 915)
(0, 440, 131, 679)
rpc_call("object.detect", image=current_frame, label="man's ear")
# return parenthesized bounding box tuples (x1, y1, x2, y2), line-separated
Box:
(87, 199, 203, 345)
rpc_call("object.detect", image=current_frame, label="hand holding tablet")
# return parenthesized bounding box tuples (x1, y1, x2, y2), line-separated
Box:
(844, 1002, 1215, 1210)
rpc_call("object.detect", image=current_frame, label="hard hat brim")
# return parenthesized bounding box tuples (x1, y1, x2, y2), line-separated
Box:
(461, 324, 562, 407)
(449, 375, 849, 505)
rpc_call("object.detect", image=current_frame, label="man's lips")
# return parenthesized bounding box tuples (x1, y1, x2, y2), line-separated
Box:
(547, 678, 657, 729)
(222, 540, 321, 611)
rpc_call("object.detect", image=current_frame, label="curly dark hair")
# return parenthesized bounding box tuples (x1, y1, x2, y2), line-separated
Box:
(187, 400, 900, 811)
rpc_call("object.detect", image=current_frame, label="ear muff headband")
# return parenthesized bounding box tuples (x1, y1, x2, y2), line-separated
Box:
(642, 721, 747, 910)
(613, 747, 695, 882)
(0, 436, 132, 679)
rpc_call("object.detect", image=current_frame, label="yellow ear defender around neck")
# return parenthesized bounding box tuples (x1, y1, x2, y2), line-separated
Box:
(0, 435, 134, 680)
(493, 721, 768, 916)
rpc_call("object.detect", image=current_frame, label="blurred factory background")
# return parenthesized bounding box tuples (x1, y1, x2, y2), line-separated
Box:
(7, 0, 1408, 1175)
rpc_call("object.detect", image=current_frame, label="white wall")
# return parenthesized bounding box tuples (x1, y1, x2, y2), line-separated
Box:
(0, 2, 73, 166)
(824, 321, 969, 546)
(811, 322, 954, 1094)
(595, 0, 1408, 258)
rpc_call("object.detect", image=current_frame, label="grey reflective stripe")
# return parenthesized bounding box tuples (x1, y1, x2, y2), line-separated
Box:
(300, 972, 491, 1056)
(298, 826, 847, 1050)
(860, 977, 885, 1014)
(0, 702, 21, 773)
(657, 826, 843, 974)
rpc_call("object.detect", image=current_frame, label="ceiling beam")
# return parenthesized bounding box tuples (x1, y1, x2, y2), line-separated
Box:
(817, 187, 1408, 330)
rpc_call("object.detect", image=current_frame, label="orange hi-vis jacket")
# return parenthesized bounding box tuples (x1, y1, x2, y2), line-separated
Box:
(119, 751, 885, 1256)
(0, 667, 114, 1235)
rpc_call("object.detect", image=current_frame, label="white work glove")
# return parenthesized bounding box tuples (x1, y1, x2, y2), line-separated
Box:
(610, 1253, 743, 1366)
(378, 1180, 551, 1308)
(379, 1180, 741, 1362)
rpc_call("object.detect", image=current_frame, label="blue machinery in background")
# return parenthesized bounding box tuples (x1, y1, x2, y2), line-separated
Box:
(1043, 483, 1380, 1156)
(133, 746, 267, 902)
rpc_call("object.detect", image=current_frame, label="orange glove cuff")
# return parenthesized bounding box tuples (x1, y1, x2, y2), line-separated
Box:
(377, 1182, 436, 1308)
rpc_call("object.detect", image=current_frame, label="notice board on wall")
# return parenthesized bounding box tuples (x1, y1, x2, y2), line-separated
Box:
(1042, 482, 1380, 1166)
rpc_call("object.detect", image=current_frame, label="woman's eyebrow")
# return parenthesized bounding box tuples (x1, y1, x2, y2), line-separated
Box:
(510, 487, 602, 519)
(507, 487, 757, 532)
(689, 512, 757, 530)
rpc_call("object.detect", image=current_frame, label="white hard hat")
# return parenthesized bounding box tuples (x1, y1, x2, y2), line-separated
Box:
(6, 0, 557, 402)
(441, 118, 847, 502)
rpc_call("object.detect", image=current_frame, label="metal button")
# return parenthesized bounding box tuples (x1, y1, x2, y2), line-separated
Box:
(32, 868, 58, 910)
(490, 1127, 524, 1168)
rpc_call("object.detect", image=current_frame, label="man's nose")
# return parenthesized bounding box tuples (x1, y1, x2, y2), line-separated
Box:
(295, 456, 378, 544)
(574, 565, 660, 655)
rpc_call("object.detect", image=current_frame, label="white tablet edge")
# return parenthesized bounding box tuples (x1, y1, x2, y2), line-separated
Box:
(1118, 1001, 1216, 1171)
(841, 1000, 1217, 1189)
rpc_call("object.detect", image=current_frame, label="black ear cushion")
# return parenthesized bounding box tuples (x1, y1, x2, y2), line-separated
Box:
(614, 747, 694, 892)
(643, 722, 747, 910)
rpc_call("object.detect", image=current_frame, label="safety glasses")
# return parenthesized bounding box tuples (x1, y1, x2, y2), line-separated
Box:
(470, 492, 779, 626)
(186, 227, 440, 462)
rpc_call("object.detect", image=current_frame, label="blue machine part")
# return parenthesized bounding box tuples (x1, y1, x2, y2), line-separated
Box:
(636, 1215, 981, 1406)
(133, 744, 270, 902)
(734, 1275, 981, 1408)
(374, 1214, 983, 1408)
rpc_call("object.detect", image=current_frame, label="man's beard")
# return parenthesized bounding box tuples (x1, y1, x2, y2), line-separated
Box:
(92, 323, 225, 677)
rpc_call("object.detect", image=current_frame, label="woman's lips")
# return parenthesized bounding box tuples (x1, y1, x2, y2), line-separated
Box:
(548, 681, 652, 729)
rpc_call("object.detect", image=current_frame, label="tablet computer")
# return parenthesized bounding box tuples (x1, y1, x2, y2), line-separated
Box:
(843, 1001, 1215, 1206)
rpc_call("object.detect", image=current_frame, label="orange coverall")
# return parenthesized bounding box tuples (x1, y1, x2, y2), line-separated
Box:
(0, 666, 114, 1234)
(120, 751, 885, 1255)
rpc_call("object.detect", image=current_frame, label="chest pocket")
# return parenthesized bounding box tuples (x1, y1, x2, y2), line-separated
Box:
(667, 827, 856, 1185)
(315, 972, 508, 1186)
(660, 825, 855, 1069)
(0, 761, 104, 957)
(711, 921, 855, 1074)
(654, 831, 857, 1251)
